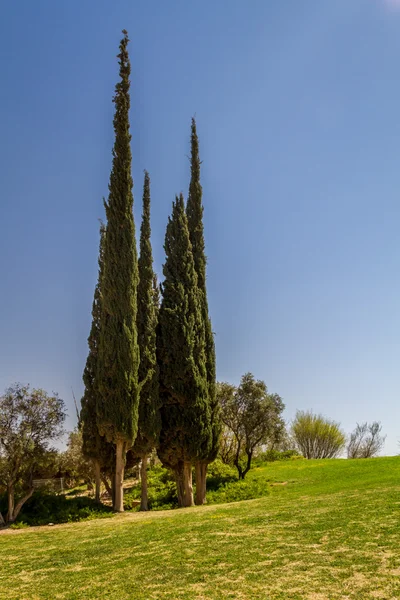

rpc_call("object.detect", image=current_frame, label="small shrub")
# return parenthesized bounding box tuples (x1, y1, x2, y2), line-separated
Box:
(124, 465, 178, 511)
(9, 491, 113, 527)
(255, 449, 301, 464)
(291, 411, 346, 459)
(9, 522, 29, 529)
(206, 477, 269, 504)
(206, 460, 237, 491)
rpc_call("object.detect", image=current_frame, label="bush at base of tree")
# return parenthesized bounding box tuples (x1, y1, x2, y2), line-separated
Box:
(291, 411, 346, 459)
(123, 459, 263, 510)
(0, 491, 113, 528)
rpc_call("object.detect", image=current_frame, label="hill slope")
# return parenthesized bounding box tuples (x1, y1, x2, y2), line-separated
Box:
(1, 457, 400, 599)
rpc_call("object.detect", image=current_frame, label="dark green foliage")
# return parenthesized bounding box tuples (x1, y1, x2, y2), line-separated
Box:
(80, 224, 114, 469)
(97, 31, 140, 445)
(186, 118, 220, 462)
(157, 194, 210, 467)
(133, 172, 161, 458)
(204, 459, 237, 491)
(0, 491, 113, 527)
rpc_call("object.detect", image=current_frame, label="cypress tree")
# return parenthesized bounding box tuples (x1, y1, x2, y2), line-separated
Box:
(96, 30, 139, 512)
(132, 171, 161, 511)
(157, 194, 210, 507)
(186, 118, 221, 504)
(81, 224, 115, 502)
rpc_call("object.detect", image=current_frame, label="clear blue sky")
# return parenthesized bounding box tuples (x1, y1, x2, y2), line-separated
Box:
(1, 0, 400, 454)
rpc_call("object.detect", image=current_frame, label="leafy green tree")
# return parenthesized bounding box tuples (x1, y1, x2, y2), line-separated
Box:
(186, 118, 220, 504)
(132, 171, 161, 511)
(97, 30, 140, 512)
(0, 384, 66, 527)
(80, 223, 114, 502)
(291, 411, 346, 459)
(218, 374, 285, 479)
(157, 194, 210, 507)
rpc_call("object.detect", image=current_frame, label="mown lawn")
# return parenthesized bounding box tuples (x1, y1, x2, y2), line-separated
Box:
(1, 457, 400, 599)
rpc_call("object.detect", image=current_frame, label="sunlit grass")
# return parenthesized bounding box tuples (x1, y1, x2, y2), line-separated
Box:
(1, 456, 399, 599)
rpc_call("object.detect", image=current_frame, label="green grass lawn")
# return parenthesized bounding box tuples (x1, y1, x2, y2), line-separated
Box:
(1, 456, 400, 599)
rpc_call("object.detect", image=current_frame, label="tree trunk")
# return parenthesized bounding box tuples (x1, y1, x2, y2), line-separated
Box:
(195, 462, 208, 505)
(0, 512, 5, 527)
(234, 456, 243, 479)
(174, 464, 185, 507)
(114, 439, 126, 512)
(6, 484, 14, 523)
(94, 460, 101, 503)
(182, 461, 194, 507)
(11, 488, 34, 522)
(5, 485, 34, 524)
(241, 450, 253, 480)
(140, 454, 148, 511)
(101, 473, 113, 499)
(111, 473, 116, 507)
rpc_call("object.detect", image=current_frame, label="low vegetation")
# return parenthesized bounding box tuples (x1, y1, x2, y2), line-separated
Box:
(291, 410, 346, 459)
(1, 457, 399, 599)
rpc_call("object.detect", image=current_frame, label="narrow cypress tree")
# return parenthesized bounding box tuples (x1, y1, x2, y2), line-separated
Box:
(81, 224, 114, 502)
(157, 194, 210, 507)
(186, 118, 221, 504)
(132, 171, 161, 511)
(97, 30, 139, 512)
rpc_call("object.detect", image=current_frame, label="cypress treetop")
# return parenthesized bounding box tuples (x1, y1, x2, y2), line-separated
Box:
(96, 30, 140, 447)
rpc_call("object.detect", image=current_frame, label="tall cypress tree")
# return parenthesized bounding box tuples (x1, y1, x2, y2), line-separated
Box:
(96, 30, 139, 512)
(81, 224, 115, 502)
(186, 118, 221, 504)
(157, 194, 210, 507)
(133, 171, 161, 511)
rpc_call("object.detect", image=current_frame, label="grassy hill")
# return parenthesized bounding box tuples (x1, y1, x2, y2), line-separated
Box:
(1, 456, 399, 599)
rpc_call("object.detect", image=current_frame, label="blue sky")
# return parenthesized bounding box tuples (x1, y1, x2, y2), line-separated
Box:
(1, 0, 400, 454)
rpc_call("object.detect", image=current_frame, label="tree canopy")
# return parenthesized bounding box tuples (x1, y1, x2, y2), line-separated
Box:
(218, 373, 285, 479)
(0, 384, 66, 526)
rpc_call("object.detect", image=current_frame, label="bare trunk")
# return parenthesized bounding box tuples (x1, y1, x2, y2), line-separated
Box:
(6, 484, 14, 523)
(111, 473, 116, 507)
(114, 439, 126, 512)
(0, 512, 5, 527)
(241, 450, 253, 480)
(195, 462, 208, 505)
(5, 484, 34, 524)
(182, 461, 194, 507)
(140, 455, 148, 511)
(11, 488, 34, 522)
(94, 460, 101, 503)
(174, 464, 185, 507)
(101, 473, 112, 498)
